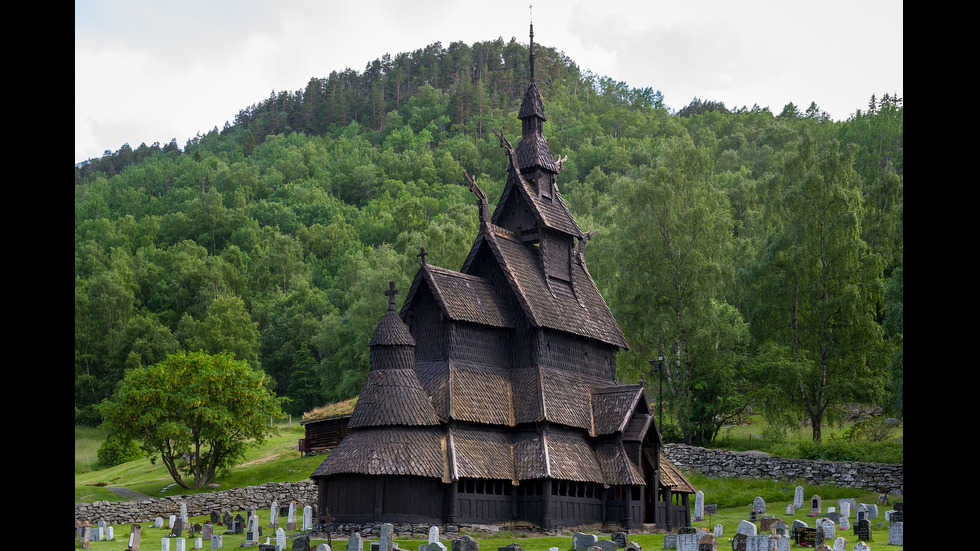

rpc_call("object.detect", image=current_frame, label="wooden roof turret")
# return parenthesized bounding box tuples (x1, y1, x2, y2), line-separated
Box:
(346, 282, 440, 429)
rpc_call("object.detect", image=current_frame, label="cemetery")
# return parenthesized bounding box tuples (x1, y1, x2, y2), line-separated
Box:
(74, 486, 904, 550)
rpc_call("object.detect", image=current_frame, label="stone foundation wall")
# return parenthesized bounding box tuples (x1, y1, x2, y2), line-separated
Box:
(74, 481, 318, 526)
(663, 443, 903, 495)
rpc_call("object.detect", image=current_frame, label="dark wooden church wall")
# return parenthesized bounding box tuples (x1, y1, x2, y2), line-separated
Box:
(409, 285, 447, 362)
(448, 321, 511, 366)
(321, 475, 445, 524)
(537, 329, 617, 379)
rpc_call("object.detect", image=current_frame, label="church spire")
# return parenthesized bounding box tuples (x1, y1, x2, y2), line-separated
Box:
(529, 21, 535, 82)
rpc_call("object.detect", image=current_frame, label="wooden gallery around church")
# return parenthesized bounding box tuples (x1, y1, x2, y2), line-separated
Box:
(310, 25, 695, 531)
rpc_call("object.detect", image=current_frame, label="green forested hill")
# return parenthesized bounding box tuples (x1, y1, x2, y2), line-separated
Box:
(75, 38, 903, 446)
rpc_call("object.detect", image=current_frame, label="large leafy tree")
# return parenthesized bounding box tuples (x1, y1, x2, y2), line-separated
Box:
(597, 137, 748, 445)
(99, 351, 284, 488)
(740, 136, 885, 441)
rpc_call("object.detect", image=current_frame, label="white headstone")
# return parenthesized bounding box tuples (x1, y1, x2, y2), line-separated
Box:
(195, 537, 202, 549)
(832, 536, 846, 551)
(304, 505, 313, 530)
(155, 517, 164, 528)
(248, 514, 261, 544)
(793, 486, 805, 510)
(429, 526, 440, 543)
(211, 534, 223, 549)
(174, 538, 186, 551)
(270, 500, 279, 528)
(888, 521, 903, 545)
(161, 538, 171, 551)
(694, 490, 704, 520)
(277, 527, 287, 551)
(713, 524, 723, 538)
(737, 520, 757, 536)
(288, 501, 297, 530)
(106, 526, 114, 541)
(169, 515, 177, 528)
(838, 501, 850, 518)
(752, 496, 766, 514)
(854, 542, 870, 551)
(318, 545, 332, 551)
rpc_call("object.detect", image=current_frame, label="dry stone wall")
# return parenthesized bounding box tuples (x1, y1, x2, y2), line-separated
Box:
(664, 443, 903, 495)
(74, 481, 317, 526)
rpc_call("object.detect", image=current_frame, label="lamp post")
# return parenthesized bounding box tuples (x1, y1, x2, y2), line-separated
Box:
(649, 355, 664, 431)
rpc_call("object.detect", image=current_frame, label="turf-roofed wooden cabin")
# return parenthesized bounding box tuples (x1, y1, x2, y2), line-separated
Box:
(311, 24, 694, 530)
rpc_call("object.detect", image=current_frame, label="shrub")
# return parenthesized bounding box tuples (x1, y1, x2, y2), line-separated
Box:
(96, 432, 144, 468)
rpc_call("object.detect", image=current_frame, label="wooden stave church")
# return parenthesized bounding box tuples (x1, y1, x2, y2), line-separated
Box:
(310, 25, 694, 531)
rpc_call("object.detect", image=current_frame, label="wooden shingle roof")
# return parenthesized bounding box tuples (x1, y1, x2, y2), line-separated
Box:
(346, 368, 441, 429)
(402, 264, 515, 329)
(310, 427, 447, 479)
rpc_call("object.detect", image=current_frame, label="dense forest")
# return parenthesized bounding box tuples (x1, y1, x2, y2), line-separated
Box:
(74, 37, 903, 445)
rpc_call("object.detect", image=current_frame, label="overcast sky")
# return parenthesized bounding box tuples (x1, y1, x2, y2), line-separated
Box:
(75, 0, 903, 164)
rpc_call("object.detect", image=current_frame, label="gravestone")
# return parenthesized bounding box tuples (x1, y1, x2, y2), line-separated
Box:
(809, 495, 821, 516)
(380, 523, 395, 551)
(318, 545, 332, 551)
(155, 517, 164, 528)
(760, 516, 779, 532)
(891, 501, 904, 522)
(853, 542, 870, 551)
(292, 533, 312, 551)
(169, 517, 183, 538)
(422, 543, 448, 551)
(712, 524, 722, 539)
(497, 545, 524, 551)
(270, 500, 279, 528)
(194, 537, 202, 550)
(696, 534, 716, 551)
(794, 527, 816, 547)
(730, 533, 747, 551)
(161, 538, 170, 551)
(429, 525, 440, 543)
(128, 524, 142, 551)
(610, 532, 628, 548)
(248, 514, 262, 545)
(174, 538, 186, 551)
(222, 512, 232, 527)
(837, 516, 849, 531)
(832, 536, 847, 551)
(588, 540, 617, 551)
(749, 508, 760, 522)
(211, 534, 223, 549)
(814, 546, 831, 551)
(625, 542, 641, 551)
(853, 518, 872, 542)
(752, 496, 766, 514)
(736, 520, 757, 536)
(203, 523, 213, 540)
(304, 505, 313, 531)
(288, 501, 298, 530)
(819, 518, 836, 541)
(793, 486, 804, 510)
(744, 535, 777, 551)
(572, 533, 598, 550)
(784, 505, 794, 516)
(234, 513, 246, 534)
(770, 520, 789, 538)
(888, 521, 903, 545)
(277, 527, 287, 550)
(825, 511, 841, 524)
(211, 511, 221, 524)
(663, 535, 676, 550)
(693, 490, 704, 521)
(452, 535, 479, 551)
(348, 532, 364, 551)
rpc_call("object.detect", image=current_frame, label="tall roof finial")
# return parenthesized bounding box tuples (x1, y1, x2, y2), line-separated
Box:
(529, 11, 535, 81)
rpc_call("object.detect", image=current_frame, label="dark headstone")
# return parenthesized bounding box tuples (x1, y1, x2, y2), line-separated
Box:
(794, 527, 816, 547)
(452, 535, 479, 551)
(590, 541, 617, 551)
(211, 511, 221, 524)
(168, 517, 183, 538)
(611, 532, 628, 548)
(854, 518, 872, 542)
(497, 545, 524, 551)
(292, 533, 312, 551)
(731, 533, 747, 551)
